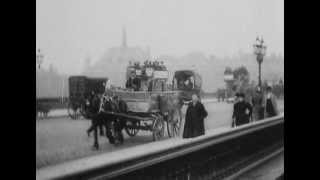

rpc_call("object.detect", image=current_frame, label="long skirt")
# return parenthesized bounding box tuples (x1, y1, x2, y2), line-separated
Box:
(183, 118, 204, 138)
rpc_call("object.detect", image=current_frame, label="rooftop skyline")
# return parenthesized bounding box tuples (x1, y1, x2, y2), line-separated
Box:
(36, 0, 284, 75)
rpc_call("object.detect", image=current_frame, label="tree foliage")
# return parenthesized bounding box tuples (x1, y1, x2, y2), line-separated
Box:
(232, 66, 250, 93)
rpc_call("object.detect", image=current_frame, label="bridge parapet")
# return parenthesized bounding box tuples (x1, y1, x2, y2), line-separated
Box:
(36, 115, 284, 180)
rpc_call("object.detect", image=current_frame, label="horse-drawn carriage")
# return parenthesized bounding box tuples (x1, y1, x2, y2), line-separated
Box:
(68, 61, 203, 144)
(68, 76, 107, 119)
(98, 62, 203, 141)
(172, 70, 202, 102)
(99, 61, 181, 140)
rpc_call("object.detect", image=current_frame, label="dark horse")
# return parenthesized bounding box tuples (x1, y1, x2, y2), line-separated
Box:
(90, 94, 127, 150)
(86, 96, 105, 136)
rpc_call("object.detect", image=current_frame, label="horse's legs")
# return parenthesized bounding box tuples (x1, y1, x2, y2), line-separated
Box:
(90, 117, 99, 149)
(116, 118, 124, 144)
(93, 125, 99, 150)
(87, 125, 93, 137)
(99, 123, 104, 136)
(105, 119, 115, 144)
(87, 117, 96, 137)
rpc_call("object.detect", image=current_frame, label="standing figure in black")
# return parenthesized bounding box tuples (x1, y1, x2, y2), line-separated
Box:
(263, 86, 279, 118)
(232, 93, 252, 127)
(183, 94, 208, 138)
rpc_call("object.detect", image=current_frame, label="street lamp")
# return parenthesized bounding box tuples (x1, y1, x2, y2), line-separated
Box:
(253, 36, 267, 87)
(36, 49, 44, 69)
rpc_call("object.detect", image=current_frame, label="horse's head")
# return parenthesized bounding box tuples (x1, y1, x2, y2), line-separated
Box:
(100, 95, 120, 113)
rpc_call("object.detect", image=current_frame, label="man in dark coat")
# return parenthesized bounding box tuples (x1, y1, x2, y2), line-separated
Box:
(263, 86, 279, 118)
(183, 94, 208, 138)
(232, 93, 252, 127)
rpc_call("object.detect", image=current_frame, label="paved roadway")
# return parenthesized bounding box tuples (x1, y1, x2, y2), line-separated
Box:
(41, 99, 218, 118)
(36, 99, 283, 169)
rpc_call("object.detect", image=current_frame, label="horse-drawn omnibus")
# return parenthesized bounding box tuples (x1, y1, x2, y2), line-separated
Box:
(172, 70, 202, 103)
(70, 61, 204, 147)
(97, 62, 203, 141)
(100, 61, 182, 141)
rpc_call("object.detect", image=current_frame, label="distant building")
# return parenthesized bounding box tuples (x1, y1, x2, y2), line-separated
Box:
(36, 67, 68, 98)
(83, 27, 150, 87)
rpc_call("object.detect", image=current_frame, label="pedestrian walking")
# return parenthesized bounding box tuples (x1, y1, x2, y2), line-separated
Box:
(232, 93, 252, 127)
(263, 86, 279, 118)
(183, 94, 208, 138)
(251, 86, 264, 121)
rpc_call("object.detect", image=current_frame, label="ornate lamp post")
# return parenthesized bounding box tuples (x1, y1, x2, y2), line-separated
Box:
(36, 49, 44, 69)
(253, 36, 267, 87)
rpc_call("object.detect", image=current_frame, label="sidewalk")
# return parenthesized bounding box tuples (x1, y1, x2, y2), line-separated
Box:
(202, 98, 218, 103)
(48, 109, 68, 117)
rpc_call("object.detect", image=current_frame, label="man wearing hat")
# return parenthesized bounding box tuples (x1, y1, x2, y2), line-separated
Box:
(232, 93, 252, 127)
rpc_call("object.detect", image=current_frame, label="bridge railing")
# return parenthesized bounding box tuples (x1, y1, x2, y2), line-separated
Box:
(36, 115, 284, 180)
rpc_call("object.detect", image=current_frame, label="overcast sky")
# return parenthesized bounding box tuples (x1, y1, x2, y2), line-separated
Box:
(36, 0, 284, 74)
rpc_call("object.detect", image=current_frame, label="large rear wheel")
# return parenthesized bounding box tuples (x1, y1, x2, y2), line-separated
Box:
(167, 108, 182, 138)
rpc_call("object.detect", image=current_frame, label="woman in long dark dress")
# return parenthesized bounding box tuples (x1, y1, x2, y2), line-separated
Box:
(263, 86, 279, 118)
(183, 94, 208, 138)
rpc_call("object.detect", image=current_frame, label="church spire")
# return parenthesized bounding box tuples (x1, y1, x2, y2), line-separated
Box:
(122, 26, 127, 48)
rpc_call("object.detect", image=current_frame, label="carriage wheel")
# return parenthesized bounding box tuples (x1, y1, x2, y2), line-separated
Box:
(67, 102, 80, 120)
(125, 120, 140, 137)
(152, 115, 165, 141)
(167, 109, 182, 138)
